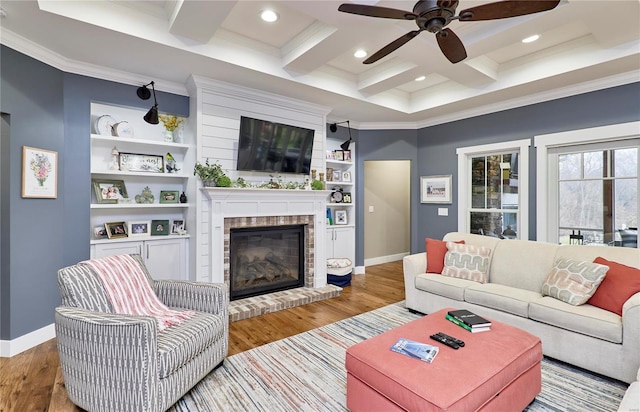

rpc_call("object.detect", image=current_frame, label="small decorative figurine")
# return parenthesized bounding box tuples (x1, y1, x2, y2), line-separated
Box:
(110, 146, 120, 170)
(165, 152, 179, 173)
(180, 191, 187, 203)
(134, 186, 155, 204)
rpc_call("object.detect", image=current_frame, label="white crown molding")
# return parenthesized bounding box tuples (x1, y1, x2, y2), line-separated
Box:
(1, 28, 188, 96)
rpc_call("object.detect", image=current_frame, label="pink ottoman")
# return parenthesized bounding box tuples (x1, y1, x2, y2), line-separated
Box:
(345, 308, 542, 411)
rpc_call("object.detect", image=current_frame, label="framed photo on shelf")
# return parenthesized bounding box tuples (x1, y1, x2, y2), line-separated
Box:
(128, 220, 151, 238)
(334, 150, 344, 161)
(171, 219, 186, 235)
(342, 171, 351, 182)
(159, 190, 179, 203)
(335, 210, 348, 225)
(326, 150, 335, 160)
(92, 179, 128, 204)
(332, 170, 342, 182)
(342, 192, 352, 203)
(420, 175, 453, 204)
(93, 225, 108, 240)
(151, 220, 170, 236)
(343, 150, 351, 161)
(119, 152, 164, 173)
(105, 221, 128, 239)
(326, 168, 333, 181)
(21, 146, 58, 199)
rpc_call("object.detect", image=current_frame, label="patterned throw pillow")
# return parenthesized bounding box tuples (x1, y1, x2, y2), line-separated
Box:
(541, 258, 609, 306)
(441, 242, 492, 283)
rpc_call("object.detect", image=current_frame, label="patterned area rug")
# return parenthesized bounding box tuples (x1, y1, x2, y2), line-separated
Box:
(170, 302, 628, 411)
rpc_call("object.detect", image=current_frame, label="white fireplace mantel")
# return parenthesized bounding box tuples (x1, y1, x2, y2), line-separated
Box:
(201, 188, 330, 287)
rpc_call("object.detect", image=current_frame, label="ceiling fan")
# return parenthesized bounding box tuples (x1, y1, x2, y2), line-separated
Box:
(338, 0, 560, 64)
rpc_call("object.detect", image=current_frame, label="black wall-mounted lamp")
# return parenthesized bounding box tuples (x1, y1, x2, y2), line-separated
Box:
(137, 81, 159, 124)
(329, 120, 353, 151)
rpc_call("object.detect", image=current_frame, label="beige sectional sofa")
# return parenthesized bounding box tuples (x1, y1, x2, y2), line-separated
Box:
(403, 232, 640, 384)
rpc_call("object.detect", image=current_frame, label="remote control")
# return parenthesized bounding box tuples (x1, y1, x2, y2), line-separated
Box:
(430, 333, 460, 350)
(435, 332, 465, 347)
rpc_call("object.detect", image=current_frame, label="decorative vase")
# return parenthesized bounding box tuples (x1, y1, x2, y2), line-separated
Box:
(202, 180, 216, 187)
(164, 129, 174, 142)
(180, 192, 187, 203)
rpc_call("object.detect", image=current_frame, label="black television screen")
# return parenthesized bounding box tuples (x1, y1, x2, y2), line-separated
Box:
(236, 116, 315, 175)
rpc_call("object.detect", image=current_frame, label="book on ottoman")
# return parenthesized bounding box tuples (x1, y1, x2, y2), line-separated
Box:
(447, 309, 492, 329)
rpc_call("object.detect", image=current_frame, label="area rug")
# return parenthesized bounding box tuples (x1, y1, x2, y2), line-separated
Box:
(170, 302, 628, 411)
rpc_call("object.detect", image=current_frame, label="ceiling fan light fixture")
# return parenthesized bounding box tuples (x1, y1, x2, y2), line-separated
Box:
(522, 34, 540, 43)
(260, 9, 278, 23)
(354, 49, 367, 58)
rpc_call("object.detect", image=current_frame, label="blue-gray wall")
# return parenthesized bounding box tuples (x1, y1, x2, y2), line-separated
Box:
(0, 45, 188, 340)
(356, 83, 640, 263)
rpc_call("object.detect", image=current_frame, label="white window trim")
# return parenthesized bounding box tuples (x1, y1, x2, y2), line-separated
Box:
(457, 139, 530, 240)
(534, 121, 640, 243)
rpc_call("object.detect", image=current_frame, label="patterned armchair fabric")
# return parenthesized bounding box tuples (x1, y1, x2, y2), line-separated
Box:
(55, 254, 228, 412)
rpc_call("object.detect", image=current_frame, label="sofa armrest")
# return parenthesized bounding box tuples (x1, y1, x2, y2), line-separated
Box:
(622, 291, 640, 339)
(154, 280, 228, 316)
(403, 253, 427, 282)
(54, 306, 159, 411)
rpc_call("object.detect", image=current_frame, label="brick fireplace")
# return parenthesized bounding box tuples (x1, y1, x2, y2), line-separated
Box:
(200, 188, 341, 320)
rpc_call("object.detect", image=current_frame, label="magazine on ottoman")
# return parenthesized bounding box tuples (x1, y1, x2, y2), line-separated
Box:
(390, 338, 439, 363)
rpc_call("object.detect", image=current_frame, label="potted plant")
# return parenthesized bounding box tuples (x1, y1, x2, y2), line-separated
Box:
(193, 159, 228, 187)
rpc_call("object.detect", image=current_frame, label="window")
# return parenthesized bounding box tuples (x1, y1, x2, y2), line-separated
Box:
(457, 140, 530, 240)
(535, 122, 640, 246)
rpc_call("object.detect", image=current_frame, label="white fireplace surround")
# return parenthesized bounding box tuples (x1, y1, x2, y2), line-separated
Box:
(201, 188, 330, 288)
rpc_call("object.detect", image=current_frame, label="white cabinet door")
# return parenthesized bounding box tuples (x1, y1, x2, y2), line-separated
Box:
(144, 238, 188, 280)
(327, 227, 355, 263)
(92, 241, 143, 258)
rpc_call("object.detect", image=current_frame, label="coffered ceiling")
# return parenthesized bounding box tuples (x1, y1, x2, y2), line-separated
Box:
(1, 1, 638, 127)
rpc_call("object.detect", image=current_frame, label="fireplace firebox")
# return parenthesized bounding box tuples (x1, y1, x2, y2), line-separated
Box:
(229, 225, 305, 301)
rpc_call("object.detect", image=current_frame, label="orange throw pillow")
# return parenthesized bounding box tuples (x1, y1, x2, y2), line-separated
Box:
(425, 238, 465, 274)
(587, 257, 640, 316)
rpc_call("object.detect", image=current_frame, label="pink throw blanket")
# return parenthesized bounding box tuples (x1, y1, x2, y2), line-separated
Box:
(81, 254, 194, 330)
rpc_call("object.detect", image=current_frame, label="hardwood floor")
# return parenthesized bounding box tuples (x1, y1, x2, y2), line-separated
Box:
(0, 260, 405, 411)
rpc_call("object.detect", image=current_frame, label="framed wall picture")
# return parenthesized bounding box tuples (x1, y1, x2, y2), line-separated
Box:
(119, 152, 164, 173)
(92, 179, 128, 204)
(105, 221, 128, 239)
(421, 175, 453, 204)
(128, 220, 151, 238)
(151, 219, 170, 236)
(159, 190, 179, 203)
(171, 219, 186, 235)
(21, 146, 58, 198)
(335, 210, 348, 225)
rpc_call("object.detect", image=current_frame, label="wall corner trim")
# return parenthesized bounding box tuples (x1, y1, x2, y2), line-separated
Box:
(0, 323, 55, 358)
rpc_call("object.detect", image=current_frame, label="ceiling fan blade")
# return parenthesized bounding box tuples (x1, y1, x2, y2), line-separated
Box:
(436, 28, 467, 63)
(338, 4, 417, 20)
(459, 0, 560, 21)
(363, 30, 422, 64)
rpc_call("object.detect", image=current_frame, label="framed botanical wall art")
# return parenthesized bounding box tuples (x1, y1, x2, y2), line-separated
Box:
(21, 146, 58, 198)
(420, 175, 453, 204)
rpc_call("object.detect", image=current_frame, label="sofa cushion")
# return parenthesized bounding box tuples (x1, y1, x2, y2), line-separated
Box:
(157, 310, 226, 378)
(464, 283, 541, 318)
(529, 296, 622, 343)
(541, 258, 608, 305)
(425, 238, 465, 273)
(415, 273, 474, 301)
(587, 257, 640, 316)
(441, 243, 491, 283)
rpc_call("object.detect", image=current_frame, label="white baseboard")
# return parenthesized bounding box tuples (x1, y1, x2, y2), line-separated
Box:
(354, 265, 365, 275)
(0, 323, 56, 357)
(364, 252, 409, 267)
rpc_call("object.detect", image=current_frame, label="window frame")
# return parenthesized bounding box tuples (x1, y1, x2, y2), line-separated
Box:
(457, 139, 530, 240)
(534, 121, 640, 243)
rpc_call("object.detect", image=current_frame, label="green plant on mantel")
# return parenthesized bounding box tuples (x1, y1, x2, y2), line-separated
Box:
(193, 159, 228, 187)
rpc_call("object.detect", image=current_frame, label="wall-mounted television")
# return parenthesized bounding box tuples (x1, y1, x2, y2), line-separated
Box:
(236, 116, 315, 175)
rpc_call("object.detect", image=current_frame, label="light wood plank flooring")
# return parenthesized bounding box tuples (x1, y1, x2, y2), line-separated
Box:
(0, 260, 405, 411)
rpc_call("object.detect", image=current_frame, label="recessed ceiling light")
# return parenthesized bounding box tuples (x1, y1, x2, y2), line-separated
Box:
(260, 10, 278, 23)
(415, 76, 426, 81)
(522, 34, 540, 43)
(354, 49, 367, 59)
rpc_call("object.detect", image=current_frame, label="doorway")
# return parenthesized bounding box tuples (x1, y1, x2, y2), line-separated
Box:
(363, 160, 411, 265)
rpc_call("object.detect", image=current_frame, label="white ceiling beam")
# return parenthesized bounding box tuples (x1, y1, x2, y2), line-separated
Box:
(357, 58, 422, 95)
(281, 21, 339, 74)
(167, 0, 236, 44)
